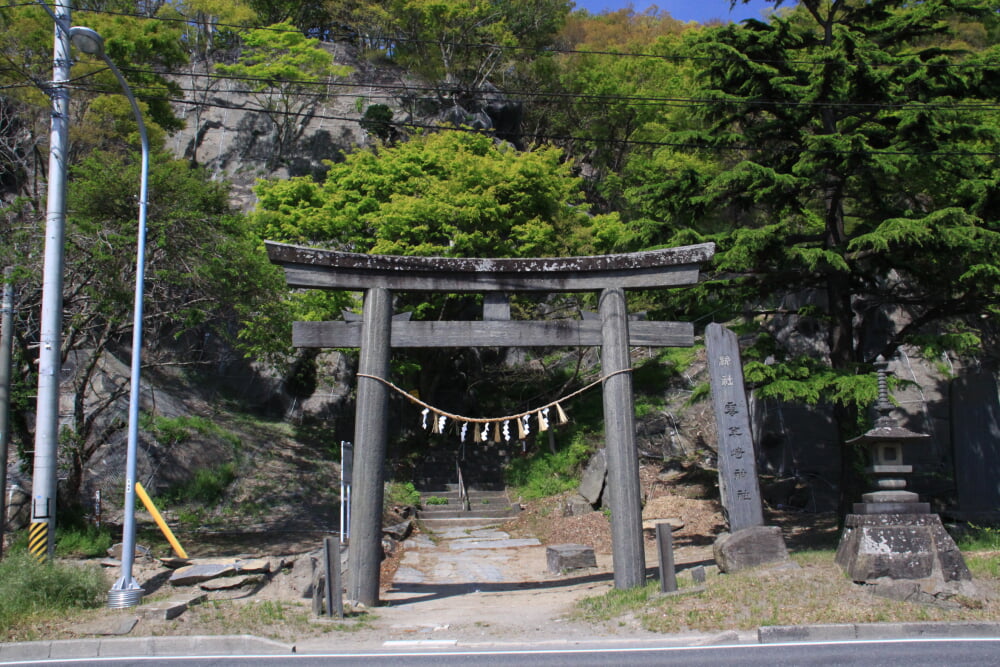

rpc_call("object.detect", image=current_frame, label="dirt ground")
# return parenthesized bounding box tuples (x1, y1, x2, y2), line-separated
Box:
(29, 462, 846, 647)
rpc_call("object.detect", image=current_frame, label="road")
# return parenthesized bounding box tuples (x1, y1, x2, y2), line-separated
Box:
(4, 638, 999, 666)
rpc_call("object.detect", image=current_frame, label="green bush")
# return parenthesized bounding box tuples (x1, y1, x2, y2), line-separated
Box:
(385, 481, 421, 507)
(56, 525, 113, 558)
(143, 414, 240, 448)
(425, 496, 449, 505)
(159, 463, 237, 507)
(0, 550, 106, 637)
(507, 430, 593, 500)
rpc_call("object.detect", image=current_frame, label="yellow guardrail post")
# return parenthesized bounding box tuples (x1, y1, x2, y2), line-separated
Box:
(134, 482, 188, 559)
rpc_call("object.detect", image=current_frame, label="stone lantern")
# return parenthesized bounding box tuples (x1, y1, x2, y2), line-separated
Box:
(847, 356, 929, 515)
(835, 356, 973, 603)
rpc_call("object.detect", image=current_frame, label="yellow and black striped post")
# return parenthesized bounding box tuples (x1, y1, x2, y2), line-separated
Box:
(28, 521, 49, 563)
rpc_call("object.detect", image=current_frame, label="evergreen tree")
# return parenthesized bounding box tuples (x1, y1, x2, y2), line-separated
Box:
(637, 0, 1000, 509)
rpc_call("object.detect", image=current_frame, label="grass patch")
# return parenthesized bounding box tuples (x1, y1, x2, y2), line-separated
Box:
(56, 524, 114, 558)
(0, 550, 107, 641)
(385, 481, 421, 507)
(184, 599, 374, 640)
(143, 414, 241, 449)
(506, 430, 593, 500)
(424, 496, 449, 506)
(574, 549, 1000, 634)
(158, 463, 237, 507)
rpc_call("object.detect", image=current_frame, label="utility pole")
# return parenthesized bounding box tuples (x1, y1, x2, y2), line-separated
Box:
(30, 0, 72, 562)
(0, 268, 13, 558)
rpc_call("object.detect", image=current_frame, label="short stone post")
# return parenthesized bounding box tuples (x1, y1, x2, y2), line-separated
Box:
(656, 523, 677, 593)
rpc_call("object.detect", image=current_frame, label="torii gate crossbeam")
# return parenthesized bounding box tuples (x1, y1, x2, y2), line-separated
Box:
(266, 241, 715, 606)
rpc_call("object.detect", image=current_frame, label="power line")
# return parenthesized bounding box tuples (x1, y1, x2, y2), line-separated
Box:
(63, 80, 1000, 159)
(37, 4, 998, 71)
(103, 64, 1000, 114)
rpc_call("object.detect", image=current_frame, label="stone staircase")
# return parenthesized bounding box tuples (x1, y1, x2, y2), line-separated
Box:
(412, 444, 520, 531)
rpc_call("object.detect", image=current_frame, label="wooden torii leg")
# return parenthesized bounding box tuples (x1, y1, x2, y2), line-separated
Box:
(599, 287, 645, 589)
(347, 287, 393, 606)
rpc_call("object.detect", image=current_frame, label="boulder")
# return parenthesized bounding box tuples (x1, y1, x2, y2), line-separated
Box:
(563, 493, 594, 517)
(578, 449, 607, 505)
(713, 525, 790, 573)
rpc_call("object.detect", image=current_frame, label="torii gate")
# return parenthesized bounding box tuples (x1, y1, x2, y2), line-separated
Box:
(266, 241, 715, 606)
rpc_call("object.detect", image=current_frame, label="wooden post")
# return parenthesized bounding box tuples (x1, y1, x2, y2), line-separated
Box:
(347, 287, 393, 606)
(599, 288, 645, 589)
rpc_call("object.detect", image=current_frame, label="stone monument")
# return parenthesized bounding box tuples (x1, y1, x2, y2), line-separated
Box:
(835, 357, 974, 603)
(706, 324, 789, 573)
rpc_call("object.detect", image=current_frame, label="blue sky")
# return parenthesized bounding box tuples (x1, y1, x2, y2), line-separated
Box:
(571, 1, 779, 24)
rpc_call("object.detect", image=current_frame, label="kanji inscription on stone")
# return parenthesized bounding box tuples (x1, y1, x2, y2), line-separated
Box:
(706, 323, 764, 531)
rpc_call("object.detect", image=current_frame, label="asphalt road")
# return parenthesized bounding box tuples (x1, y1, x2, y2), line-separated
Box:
(4, 638, 1000, 667)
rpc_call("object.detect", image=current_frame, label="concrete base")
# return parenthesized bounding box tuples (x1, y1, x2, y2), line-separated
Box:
(713, 525, 790, 573)
(835, 513, 973, 596)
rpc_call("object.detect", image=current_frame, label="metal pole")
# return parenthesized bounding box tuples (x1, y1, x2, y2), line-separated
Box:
(30, 0, 72, 563)
(0, 268, 14, 558)
(73, 34, 151, 610)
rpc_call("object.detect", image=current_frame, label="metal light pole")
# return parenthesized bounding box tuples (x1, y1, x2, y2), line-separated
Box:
(65, 26, 151, 609)
(29, 0, 72, 564)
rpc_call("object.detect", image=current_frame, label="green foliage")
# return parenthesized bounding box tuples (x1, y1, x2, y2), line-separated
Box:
(625, 0, 1000, 418)
(0, 550, 106, 638)
(335, 0, 570, 89)
(959, 524, 1000, 552)
(252, 130, 628, 257)
(216, 22, 351, 164)
(143, 415, 241, 449)
(359, 103, 397, 143)
(56, 525, 114, 559)
(159, 463, 237, 506)
(506, 430, 593, 499)
(385, 481, 421, 507)
(424, 496, 449, 506)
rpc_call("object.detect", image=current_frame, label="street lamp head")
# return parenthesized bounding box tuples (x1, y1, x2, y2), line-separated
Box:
(68, 26, 104, 56)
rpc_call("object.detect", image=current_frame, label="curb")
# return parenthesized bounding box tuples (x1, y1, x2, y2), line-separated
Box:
(0, 635, 295, 662)
(758, 621, 1000, 644)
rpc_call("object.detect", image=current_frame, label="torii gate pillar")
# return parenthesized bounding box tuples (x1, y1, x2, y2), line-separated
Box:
(347, 287, 392, 606)
(600, 288, 644, 588)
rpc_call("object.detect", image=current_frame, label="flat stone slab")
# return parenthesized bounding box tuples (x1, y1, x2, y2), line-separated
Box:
(136, 594, 207, 621)
(448, 538, 541, 550)
(546, 544, 597, 573)
(199, 574, 263, 591)
(642, 518, 684, 531)
(170, 564, 236, 586)
(72, 616, 138, 636)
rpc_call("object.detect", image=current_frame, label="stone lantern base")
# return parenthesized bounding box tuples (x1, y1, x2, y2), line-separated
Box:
(835, 513, 975, 603)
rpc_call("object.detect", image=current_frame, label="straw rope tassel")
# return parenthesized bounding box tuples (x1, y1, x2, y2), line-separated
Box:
(555, 403, 569, 424)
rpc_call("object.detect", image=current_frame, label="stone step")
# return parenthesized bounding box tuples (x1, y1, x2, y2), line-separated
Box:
(419, 490, 511, 502)
(417, 517, 508, 531)
(417, 506, 520, 519)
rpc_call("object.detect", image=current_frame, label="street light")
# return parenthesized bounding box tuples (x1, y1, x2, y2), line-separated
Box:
(66, 25, 151, 610)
